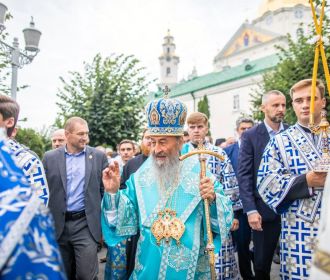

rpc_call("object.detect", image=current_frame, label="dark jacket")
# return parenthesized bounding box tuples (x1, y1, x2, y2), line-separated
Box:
(224, 142, 239, 175)
(42, 145, 108, 241)
(238, 122, 288, 221)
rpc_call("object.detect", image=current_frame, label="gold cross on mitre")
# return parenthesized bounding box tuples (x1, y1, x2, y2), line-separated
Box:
(309, 0, 330, 127)
(162, 85, 170, 98)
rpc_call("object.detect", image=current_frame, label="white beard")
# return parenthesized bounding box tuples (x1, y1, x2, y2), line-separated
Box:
(151, 152, 180, 190)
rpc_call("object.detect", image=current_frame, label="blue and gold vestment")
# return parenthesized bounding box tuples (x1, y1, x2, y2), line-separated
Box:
(101, 155, 233, 280)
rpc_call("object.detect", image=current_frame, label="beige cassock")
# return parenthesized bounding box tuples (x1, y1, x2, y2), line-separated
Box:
(310, 173, 330, 279)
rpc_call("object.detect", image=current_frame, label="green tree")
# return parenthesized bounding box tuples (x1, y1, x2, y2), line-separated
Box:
(15, 128, 45, 158)
(56, 53, 151, 148)
(251, 3, 330, 124)
(197, 95, 211, 134)
(198, 95, 210, 118)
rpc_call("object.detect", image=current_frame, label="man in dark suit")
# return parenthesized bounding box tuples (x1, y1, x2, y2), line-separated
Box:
(225, 116, 254, 280)
(43, 117, 108, 280)
(238, 90, 287, 280)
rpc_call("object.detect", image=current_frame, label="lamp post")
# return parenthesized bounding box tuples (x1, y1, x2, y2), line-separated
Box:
(0, 2, 41, 100)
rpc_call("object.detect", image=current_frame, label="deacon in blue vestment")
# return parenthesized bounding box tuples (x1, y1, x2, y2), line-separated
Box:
(0, 130, 66, 279)
(0, 94, 49, 206)
(101, 93, 233, 279)
(181, 112, 240, 280)
(257, 79, 327, 279)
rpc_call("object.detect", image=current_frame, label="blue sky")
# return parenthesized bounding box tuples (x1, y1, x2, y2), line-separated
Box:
(3, 0, 262, 131)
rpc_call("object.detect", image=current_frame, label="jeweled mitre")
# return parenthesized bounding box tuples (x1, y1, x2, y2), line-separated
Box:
(145, 94, 187, 136)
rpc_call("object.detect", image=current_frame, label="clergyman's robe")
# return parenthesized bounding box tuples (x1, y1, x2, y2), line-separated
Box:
(8, 139, 49, 206)
(0, 135, 66, 279)
(101, 155, 233, 280)
(257, 124, 323, 279)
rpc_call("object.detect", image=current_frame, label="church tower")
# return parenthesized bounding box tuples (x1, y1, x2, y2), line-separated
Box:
(159, 30, 180, 88)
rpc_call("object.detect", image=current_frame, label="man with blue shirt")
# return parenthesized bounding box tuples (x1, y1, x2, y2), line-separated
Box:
(43, 117, 108, 280)
(238, 90, 287, 280)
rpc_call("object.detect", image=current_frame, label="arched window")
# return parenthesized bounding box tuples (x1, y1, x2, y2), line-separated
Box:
(233, 94, 240, 111)
(166, 67, 171, 76)
(243, 33, 249, 47)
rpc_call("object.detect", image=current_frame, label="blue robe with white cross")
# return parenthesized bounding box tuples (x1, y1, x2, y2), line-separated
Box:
(182, 142, 240, 280)
(257, 124, 324, 280)
(0, 135, 66, 279)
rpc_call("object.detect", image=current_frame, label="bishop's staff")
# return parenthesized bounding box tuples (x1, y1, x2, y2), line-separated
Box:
(309, 0, 330, 127)
(179, 144, 224, 280)
(308, 0, 330, 171)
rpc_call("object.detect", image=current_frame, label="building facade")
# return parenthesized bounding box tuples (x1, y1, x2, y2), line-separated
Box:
(154, 0, 312, 139)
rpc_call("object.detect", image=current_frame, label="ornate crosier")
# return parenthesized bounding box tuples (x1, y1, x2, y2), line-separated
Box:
(308, 0, 330, 172)
(179, 142, 224, 280)
(312, 110, 330, 172)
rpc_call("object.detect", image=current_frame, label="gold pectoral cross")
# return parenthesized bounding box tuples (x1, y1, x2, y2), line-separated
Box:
(151, 208, 185, 245)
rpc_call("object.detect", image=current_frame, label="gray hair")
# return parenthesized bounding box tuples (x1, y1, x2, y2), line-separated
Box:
(51, 129, 65, 139)
(236, 117, 254, 129)
(261, 90, 285, 105)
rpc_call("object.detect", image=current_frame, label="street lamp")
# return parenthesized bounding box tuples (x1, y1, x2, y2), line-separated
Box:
(0, 2, 41, 100)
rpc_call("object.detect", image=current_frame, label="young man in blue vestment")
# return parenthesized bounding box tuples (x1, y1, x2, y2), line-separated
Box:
(0, 128, 66, 279)
(257, 79, 327, 279)
(0, 94, 49, 206)
(181, 112, 240, 280)
(101, 95, 233, 279)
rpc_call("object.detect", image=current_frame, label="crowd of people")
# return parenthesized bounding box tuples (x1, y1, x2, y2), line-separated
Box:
(0, 78, 329, 280)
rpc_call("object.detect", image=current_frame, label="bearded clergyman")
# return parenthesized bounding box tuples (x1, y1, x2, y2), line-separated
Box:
(101, 93, 233, 279)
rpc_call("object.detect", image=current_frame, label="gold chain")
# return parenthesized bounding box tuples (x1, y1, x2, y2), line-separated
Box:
(158, 163, 182, 210)
(151, 163, 185, 245)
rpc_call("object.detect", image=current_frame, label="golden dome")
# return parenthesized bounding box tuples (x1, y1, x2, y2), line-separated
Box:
(258, 0, 309, 17)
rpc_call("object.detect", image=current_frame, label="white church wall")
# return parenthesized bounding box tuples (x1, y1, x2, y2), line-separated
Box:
(214, 38, 286, 71)
(254, 7, 311, 40)
(176, 74, 263, 139)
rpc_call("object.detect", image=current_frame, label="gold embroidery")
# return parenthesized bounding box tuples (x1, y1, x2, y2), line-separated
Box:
(314, 248, 330, 274)
(150, 106, 160, 125)
(151, 208, 185, 245)
(179, 110, 187, 126)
